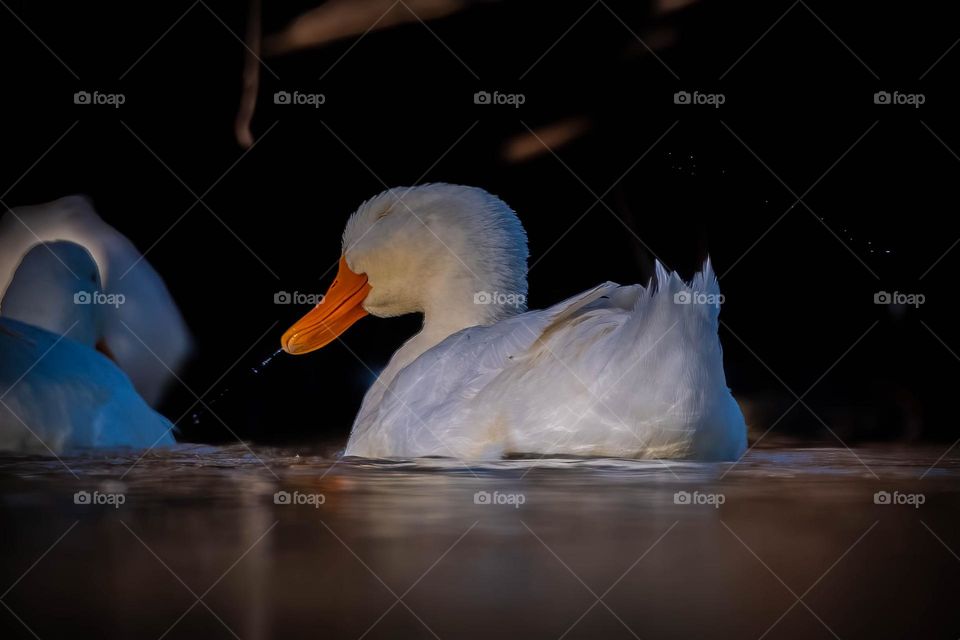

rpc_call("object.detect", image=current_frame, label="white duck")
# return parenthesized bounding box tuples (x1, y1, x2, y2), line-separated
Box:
(0, 241, 175, 452)
(281, 184, 746, 460)
(0, 195, 193, 406)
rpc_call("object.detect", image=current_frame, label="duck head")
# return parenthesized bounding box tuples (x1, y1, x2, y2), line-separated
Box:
(281, 184, 529, 354)
(1, 241, 111, 354)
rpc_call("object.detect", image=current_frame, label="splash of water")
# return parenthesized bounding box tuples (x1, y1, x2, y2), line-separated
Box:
(251, 348, 284, 375)
(190, 348, 285, 426)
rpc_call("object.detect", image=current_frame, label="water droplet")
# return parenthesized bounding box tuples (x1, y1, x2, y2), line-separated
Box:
(251, 348, 284, 375)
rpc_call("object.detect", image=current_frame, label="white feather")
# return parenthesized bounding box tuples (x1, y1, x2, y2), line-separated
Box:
(331, 184, 746, 460)
(0, 195, 193, 406)
(0, 318, 175, 452)
(346, 265, 744, 459)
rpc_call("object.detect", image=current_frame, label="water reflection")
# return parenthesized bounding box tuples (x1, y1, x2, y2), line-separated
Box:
(1, 445, 958, 639)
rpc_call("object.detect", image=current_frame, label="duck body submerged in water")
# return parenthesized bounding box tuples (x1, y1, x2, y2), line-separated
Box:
(282, 184, 746, 460)
(0, 242, 174, 452)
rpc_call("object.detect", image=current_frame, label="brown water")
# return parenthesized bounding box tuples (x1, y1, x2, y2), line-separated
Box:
(1, 444, 958, 639)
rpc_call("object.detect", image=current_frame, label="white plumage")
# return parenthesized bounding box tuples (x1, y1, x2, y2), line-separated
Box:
(283, 184, 747, 460)
(0, 318, 175, 452)
(0, 241, 175, 452)
(0, 195, 192, 406)
(348, 262, 745, 460)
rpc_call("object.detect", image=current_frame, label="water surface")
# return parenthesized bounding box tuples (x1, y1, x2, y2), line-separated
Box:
(1, 444, 958, 639)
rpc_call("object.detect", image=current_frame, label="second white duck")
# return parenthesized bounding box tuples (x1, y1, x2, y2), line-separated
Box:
(0, 195, 193, 406)
(0, 242, 175, 452)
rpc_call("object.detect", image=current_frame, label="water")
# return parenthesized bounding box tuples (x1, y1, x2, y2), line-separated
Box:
(189, 348, 284, 428)
(1, 444, 958, 639)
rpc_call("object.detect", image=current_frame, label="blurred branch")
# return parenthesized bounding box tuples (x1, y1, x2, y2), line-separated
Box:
(502, 118, 592, 163)
(263, 0, 473, 56)
(235, 0, 261, 148)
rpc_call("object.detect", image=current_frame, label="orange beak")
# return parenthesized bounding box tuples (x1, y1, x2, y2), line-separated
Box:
(281, 256, 371, 355)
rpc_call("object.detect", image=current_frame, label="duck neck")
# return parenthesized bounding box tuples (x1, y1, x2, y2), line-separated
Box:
(351, 274, 526, 438)
(373, 278, 525, 393)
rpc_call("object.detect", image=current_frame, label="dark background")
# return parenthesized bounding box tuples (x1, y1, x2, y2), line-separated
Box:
(1, 0, 957, 445)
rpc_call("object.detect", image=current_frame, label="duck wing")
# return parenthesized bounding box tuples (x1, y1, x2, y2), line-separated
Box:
(351, 262, 746, 460)
(0, 318, 176, 453)
(346, 281, 624, 457)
